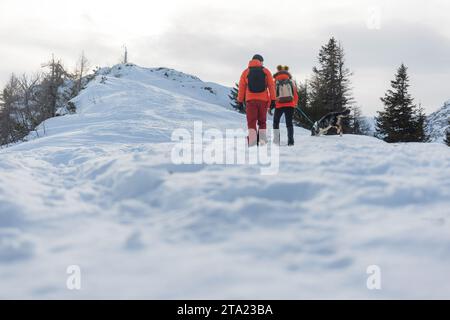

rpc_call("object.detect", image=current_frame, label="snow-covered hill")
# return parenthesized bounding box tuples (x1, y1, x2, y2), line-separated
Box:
(427, 100, 450, 143)
(94, 64, 233, 109)
(0, 64, 449, 299)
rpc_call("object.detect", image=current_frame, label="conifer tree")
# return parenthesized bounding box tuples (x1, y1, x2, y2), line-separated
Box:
(309, 37, 354, 133)
(294, 81, 314, 128)
(376, 64, 427, 142)
(229, 83, 245, 114)
(309, 38, 353, 113)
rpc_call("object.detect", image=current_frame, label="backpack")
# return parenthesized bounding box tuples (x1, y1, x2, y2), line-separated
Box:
(276, 79, 295, 103)
(247, 67, 267, 93)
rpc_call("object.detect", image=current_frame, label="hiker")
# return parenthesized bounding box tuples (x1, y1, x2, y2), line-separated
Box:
(270, 65, 298, 146)
(237, 54, 276, 147)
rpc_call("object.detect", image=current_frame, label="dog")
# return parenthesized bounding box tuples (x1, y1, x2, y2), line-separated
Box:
(311, 109, 351, 137)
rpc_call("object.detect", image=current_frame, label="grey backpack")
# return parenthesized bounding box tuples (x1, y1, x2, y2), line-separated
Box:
(276, 79, 294, 103)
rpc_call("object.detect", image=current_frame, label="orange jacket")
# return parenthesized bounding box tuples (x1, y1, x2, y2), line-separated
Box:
(273, 71, 299, 108)
(238, 59, 276, 103)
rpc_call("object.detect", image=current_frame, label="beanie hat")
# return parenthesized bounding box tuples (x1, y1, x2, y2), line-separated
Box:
(252, 54, 264, 62)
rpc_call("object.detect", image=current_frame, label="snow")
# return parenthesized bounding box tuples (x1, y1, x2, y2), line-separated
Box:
(363, 115, 376, 136)
(427, 100, 450, 143)
(1, 64, 450, 299)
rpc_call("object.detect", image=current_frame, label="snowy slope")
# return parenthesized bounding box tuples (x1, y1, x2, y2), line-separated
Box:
(427, 100, 450, 143)
(94, 64, 233, 109)
(0, 64, 450, 299)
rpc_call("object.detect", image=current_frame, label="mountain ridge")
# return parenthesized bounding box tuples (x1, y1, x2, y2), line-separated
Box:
(427, 100, 450, 143)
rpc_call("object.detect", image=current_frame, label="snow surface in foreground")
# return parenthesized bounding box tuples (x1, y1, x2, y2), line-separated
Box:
(0, 65, 449, 299)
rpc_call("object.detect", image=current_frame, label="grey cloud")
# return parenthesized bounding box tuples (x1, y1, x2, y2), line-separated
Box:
(1, 5, 449, 115)
(131, 18, 450, 114)
(329, 22, 450, 73)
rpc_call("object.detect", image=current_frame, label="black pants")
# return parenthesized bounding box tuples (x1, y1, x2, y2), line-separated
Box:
(273, 107, 294, 144)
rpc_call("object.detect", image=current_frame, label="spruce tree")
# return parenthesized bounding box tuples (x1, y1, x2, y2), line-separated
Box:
(412, 105, 428, 142)
(309, 37, 354, 133)
(376, 64, 426, 143)
(229, 83, 245, 114)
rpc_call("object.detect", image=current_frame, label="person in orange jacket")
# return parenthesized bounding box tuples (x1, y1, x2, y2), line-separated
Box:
(237, 54, 276, 147)
(270, 65, 299, 146)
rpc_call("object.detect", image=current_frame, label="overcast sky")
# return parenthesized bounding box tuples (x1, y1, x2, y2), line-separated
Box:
(1, 0, 450, 115)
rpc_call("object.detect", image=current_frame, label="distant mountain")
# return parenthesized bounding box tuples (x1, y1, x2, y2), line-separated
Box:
(427, 100, 450, 143)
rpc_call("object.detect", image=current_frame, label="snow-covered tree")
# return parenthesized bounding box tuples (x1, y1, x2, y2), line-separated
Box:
(376, 64, 427, 143)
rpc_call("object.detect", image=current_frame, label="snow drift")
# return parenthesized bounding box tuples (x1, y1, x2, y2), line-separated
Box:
(0, 64, 449, 299)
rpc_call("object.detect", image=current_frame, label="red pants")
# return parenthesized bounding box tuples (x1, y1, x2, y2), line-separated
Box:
(246, 100, 268, 146)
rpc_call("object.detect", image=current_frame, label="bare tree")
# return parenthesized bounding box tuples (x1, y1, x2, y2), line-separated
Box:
(75, 51, 90, 94)
(41, 54, 69, 117)
(18, 73, 42, 127)
(1, 53, 99, 146)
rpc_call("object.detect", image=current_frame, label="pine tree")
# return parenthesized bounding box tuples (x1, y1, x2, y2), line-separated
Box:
(412, 104, 428, 142)
(309, 37, 354, 133)
(445, 120, 450, 146)
(376, 64, 427, 143)
(229, 83, 245, 114)
(294, 81, 314, 128)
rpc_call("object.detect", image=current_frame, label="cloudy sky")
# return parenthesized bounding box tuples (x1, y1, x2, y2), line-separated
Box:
(1, 0, 449, 115)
